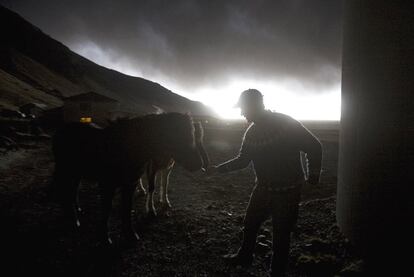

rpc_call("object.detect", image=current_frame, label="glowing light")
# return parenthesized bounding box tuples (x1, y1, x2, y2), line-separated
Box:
(80, 117, 92, 123)
(178, 79, 341, 120)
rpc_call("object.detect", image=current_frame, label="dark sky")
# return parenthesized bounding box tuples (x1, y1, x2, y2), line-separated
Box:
(1, 0, 343, 118)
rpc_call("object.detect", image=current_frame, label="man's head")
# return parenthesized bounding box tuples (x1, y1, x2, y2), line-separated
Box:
(235, 89, 265, 122)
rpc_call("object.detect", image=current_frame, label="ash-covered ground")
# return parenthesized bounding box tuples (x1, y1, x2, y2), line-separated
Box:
(0, 127, 364, 277)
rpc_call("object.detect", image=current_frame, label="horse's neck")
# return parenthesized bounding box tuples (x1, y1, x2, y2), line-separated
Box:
(116, 118, 167, 150)
(142, 120, 166, 148)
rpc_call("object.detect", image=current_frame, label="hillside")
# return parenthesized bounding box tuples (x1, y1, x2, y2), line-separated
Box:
(0, 5, 216, 116)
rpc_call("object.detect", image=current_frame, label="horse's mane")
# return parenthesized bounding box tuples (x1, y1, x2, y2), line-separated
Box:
(106, 113, 196, 145)
(109, 112, 193, 128)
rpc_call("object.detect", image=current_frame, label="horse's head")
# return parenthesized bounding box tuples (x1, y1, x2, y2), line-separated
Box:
(161, 113, 209, 172)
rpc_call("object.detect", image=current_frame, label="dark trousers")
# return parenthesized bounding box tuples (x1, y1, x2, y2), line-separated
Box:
(239, 183, 301, 276)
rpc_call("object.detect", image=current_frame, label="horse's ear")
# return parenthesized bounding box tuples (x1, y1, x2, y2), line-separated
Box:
(152, 105, 164, 114)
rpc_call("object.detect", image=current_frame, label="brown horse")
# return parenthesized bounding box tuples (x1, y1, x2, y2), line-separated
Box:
(51, 113, 208, 244)
(140, 122, 209, 217)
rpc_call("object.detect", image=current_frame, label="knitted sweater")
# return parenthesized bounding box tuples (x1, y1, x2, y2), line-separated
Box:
(217, 111, 322, 187)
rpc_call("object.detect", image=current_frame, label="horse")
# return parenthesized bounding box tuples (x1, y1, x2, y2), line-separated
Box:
(51, 113, 208, 244)
(140, 122, 210, 217)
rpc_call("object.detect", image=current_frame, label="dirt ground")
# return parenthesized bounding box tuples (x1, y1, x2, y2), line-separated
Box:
(0, 128, 364, 277)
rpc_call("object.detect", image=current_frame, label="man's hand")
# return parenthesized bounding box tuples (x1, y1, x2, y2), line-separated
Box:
(307, 173, 320, 185)
(203, 165, 219, 175)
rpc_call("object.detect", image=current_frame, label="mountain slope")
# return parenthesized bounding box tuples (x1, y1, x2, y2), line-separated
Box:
(0, 5, 216, 116)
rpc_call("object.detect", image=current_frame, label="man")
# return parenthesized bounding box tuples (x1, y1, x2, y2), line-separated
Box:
(207, 89, 322, 276)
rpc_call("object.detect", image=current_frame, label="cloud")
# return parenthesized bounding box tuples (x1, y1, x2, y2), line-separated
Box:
(2, 0, 343, 94)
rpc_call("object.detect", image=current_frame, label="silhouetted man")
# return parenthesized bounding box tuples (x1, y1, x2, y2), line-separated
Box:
(208, 89, 322, 276)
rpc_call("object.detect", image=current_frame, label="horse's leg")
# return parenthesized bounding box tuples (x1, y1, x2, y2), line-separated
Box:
(160, 167, 173, 209)
(145, 167, 157, 217)
(75, 180, 82, 213)
(99, 181, 115, 245)
(61, 174, 81, 229)
(159, 169, 165, 203)
(47, 163, 62, 200)
(73, 178, 82, 213)
(72, 177, 83, 224)
(136, 178, 147, 195)
(121, 181, 140, 244)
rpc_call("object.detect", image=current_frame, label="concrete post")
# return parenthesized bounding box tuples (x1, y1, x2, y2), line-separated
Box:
(338, 1, 413, 272)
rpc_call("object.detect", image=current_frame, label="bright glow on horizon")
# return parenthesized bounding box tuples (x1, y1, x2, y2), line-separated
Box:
(73, 42, 341, 121)
(177, 79, 341, 120)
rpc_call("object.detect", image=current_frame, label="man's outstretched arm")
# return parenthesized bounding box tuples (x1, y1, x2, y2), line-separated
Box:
(216, 151, 251, 173)
(212, 129, 252, 174)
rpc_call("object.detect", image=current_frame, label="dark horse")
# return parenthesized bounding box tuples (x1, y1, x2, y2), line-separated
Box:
(52, 113, 208, 244)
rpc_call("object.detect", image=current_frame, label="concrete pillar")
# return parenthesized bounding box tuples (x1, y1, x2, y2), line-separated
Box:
(338, 1, 413, 272)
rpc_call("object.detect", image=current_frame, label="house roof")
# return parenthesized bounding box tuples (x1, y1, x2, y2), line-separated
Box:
(64, 92, 119, 103)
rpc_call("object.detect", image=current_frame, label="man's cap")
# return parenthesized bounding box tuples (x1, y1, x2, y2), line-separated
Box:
(234, 89, 264, 108)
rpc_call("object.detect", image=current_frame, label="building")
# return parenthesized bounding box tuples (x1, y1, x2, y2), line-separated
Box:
(63, 91, 119, 125)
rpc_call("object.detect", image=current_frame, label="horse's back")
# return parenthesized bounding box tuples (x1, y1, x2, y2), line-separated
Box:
(53, 123, 104, 172)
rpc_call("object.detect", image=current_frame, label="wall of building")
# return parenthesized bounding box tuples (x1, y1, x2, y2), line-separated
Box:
(63, 101, 118, 125)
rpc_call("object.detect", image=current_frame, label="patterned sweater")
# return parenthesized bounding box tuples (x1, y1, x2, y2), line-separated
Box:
(217, 111, 322, 188)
